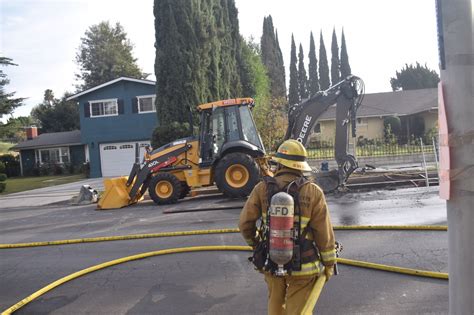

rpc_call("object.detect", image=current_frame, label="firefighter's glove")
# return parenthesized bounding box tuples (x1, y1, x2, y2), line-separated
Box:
(324, 265, 334, 282)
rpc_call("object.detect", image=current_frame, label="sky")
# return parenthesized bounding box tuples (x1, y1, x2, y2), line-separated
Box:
(0, 0, 440, 122)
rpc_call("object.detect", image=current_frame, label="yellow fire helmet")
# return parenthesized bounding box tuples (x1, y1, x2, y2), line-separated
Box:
(272, 139, 312, 172)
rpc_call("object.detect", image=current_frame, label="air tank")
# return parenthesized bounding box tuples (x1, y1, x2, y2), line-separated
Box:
(269, 192, 294, 268)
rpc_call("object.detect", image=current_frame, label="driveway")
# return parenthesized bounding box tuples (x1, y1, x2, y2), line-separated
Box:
(0, 178, 105, 209)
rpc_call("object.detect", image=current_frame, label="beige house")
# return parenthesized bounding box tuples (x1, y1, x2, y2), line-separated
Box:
(311, 88, 438, 143)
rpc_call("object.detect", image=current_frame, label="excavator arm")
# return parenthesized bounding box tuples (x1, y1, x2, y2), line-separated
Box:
(284, 75, 365, 192)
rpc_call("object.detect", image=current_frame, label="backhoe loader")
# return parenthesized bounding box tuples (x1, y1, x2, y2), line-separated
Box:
(98, 75, 364, 209)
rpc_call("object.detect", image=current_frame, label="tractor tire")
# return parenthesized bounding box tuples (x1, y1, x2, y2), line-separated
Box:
(214, 152, 260, 198)
(149, 173, 182, 205)
(179, 182, 190, 199)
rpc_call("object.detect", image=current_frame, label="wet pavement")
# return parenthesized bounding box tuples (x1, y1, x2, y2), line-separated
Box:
(327, 187, 446, 226)
(0, 186, 448, 314)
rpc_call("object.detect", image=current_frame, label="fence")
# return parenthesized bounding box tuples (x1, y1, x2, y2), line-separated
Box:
(306, 136, 438, 160)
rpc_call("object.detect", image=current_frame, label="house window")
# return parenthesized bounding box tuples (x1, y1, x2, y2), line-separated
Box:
(35, 147, 70, 164)
(314, 123, 321, 134)
(357, 118, 368, 126)
(120, 144, 133, 149)
(137, 95, 156, 113)
(89, 99, 118, 117)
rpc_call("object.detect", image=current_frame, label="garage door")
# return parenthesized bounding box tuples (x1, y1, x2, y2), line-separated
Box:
(99, 141, 150, 177)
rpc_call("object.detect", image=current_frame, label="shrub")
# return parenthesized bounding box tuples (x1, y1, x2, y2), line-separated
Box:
(52, 163, 65, 175)
(67, 163, 75, 175)
(0, 154, 21, 177)
(0, 161, 6, 193)
(383, 116, 402, 137)
(424, 126, 438, 145)
(151, 122, 193, 149)
(39, 164, 52, 176)
(80, 162, 90, 178)
(410, 115, 425, 138)
(384, 124, 398, 145)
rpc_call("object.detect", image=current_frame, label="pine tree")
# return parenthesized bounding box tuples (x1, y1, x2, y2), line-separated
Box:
(288, 35, 299, 105)
(75, 21, 147, 90)
(390, 62, 440, 91)
(318, 31, 330, 90)
(330, 28, 340, 86)
(340, 29, 352, 79)
(308, 32, 319, 96)
(297, 44, 308, 100)
(31, 90, 80, 132)
(0, 57, 24, 118)
(260, 16, 286, 98)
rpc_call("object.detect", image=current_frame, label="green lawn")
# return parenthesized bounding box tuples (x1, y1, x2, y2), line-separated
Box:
(0, 174, 86, 195)
(0, 142, 17, 155)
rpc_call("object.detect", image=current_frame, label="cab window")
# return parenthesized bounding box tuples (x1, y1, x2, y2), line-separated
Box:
(239, 106, 263, 149)
(225, 106, 240, 142)
(212, 107, 225, 154)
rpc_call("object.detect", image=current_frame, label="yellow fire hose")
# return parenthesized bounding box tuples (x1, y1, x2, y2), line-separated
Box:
(1, 225, 449, 314)
(302, 273, 327, 315)
(0, 225, 447, 249)
(1, 246, 251, 315)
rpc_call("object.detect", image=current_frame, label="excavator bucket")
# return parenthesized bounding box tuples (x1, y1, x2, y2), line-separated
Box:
(97, 177, 143, 210)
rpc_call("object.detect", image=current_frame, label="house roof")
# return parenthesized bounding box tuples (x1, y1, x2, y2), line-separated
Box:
(318, 88, 438, 120)
(66, 77, 156, 101)
(12, 130, 82, 150)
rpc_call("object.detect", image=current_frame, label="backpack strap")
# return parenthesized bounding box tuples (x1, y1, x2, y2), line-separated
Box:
(262, 176, 279, 211)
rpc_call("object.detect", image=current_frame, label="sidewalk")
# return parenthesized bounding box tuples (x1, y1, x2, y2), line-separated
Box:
(0, 178, 105, 209)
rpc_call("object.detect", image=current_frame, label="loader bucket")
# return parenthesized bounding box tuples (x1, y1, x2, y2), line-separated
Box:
(97, 177, 142, 210)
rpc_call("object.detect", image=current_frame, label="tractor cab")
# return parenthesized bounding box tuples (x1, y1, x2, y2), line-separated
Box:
(197, 98, 265, 167)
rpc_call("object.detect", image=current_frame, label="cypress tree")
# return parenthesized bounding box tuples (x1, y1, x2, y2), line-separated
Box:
(275, 30, 286, 98)
(154, 0, 264, 148)
(194, 0, 215, 103)
(340, 29, 352, 79)
(215, 0, 232, 98)
(154, 0, 197, 126)
(155, 0, 245, 125)
(260, 15, 286, 98)
(297, 44, 308, 100)
(224, 0, 243, 97)
(308, 31, 319, 96)
(318, 31, 330, 90)
(288, 35, 299, 105)
(330, 27, 340, 86)
(260, 17, 273, 68)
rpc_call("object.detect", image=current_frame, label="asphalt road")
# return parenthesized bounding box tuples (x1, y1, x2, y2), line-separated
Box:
(0, 187, 448, 314)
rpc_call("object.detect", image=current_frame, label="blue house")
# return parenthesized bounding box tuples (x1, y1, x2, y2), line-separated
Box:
(12, 129, 86, 176)
(67, 77, 158, 178)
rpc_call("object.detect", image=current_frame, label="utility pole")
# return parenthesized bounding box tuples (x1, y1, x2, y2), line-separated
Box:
(438, 0, 473, 313)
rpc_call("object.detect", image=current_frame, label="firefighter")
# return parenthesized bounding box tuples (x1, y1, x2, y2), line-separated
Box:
(239, 139, 336, 315)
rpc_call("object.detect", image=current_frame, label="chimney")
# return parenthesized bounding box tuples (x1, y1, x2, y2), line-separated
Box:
(26, 126, 38, 140)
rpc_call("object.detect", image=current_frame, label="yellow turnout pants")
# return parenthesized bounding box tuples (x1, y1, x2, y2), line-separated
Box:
(264, 272, 318, 315)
